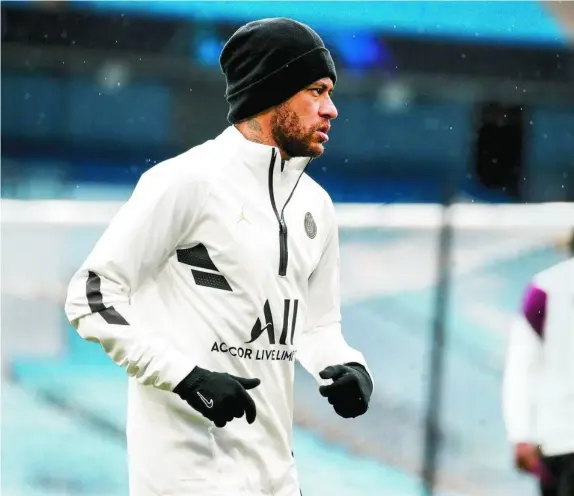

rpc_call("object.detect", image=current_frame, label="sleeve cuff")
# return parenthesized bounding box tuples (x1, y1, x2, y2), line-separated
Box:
(161, 351, 197, 392)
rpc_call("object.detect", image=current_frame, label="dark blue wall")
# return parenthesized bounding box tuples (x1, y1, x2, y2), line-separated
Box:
(2, 73, 573, 203)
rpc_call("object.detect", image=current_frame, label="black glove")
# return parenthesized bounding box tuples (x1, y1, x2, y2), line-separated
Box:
(173, 366, 261, 427)
(319, 362, 373, 418)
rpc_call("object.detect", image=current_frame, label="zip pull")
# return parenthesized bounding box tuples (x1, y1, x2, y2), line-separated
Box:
(278, 220, 288, 276)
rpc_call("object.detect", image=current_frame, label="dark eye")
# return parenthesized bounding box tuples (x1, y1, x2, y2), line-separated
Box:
(310, 87, 323, 96)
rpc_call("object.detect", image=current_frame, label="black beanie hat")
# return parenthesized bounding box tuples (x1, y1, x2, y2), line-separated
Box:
(219, 18, 337, 124)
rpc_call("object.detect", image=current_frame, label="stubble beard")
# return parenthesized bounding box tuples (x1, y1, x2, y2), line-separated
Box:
(270, 103, 324, 159)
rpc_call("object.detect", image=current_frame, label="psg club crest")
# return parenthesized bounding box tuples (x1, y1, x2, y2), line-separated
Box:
(304, 212, 317, 239)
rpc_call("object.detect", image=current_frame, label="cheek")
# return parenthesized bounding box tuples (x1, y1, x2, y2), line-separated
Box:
(301, 109, 320, 134)
(284, 100, 319, 138)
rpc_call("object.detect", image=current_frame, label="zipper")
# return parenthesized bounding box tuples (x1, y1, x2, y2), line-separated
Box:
(268, 148, 308, 277)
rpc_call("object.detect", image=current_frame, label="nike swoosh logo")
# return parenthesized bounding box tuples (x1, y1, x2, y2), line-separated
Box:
(197, 391, 214, 409)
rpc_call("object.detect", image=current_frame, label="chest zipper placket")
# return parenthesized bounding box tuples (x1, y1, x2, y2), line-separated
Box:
(268, 148, 306, 277)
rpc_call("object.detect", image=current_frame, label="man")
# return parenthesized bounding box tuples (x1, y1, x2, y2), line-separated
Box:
(502, 232, 574, 496)
(65, 18, 374, 496)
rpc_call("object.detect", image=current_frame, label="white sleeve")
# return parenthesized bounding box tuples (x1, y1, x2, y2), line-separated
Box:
(64, 163, 209, 391)
(501, 315, 542, 443)
(296, 200, 373, 385)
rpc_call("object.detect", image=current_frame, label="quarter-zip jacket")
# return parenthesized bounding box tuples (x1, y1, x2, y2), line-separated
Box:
(502, 258, 574, 457)
(65, 125, 371, 496)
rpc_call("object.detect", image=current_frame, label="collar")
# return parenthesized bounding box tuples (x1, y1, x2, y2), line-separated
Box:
(219, 125, 311, 173)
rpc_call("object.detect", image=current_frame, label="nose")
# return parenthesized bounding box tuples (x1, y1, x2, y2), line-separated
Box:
(320, 95, 338, 120)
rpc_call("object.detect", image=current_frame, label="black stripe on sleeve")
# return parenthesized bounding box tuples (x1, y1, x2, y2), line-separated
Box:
(86, 271, 129, 325)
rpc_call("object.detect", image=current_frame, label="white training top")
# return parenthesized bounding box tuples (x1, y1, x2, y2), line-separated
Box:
(65, 125, 371, 496)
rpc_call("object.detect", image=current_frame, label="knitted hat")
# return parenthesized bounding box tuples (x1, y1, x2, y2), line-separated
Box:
(219, 18, 337, 124)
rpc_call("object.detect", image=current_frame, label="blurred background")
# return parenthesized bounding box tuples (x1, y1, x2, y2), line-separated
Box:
(1, 1, 574, 495)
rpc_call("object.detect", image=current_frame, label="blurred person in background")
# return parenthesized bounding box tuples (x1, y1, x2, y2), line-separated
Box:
(502, 230, 574, 496)
(64, 17, 373, 496)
